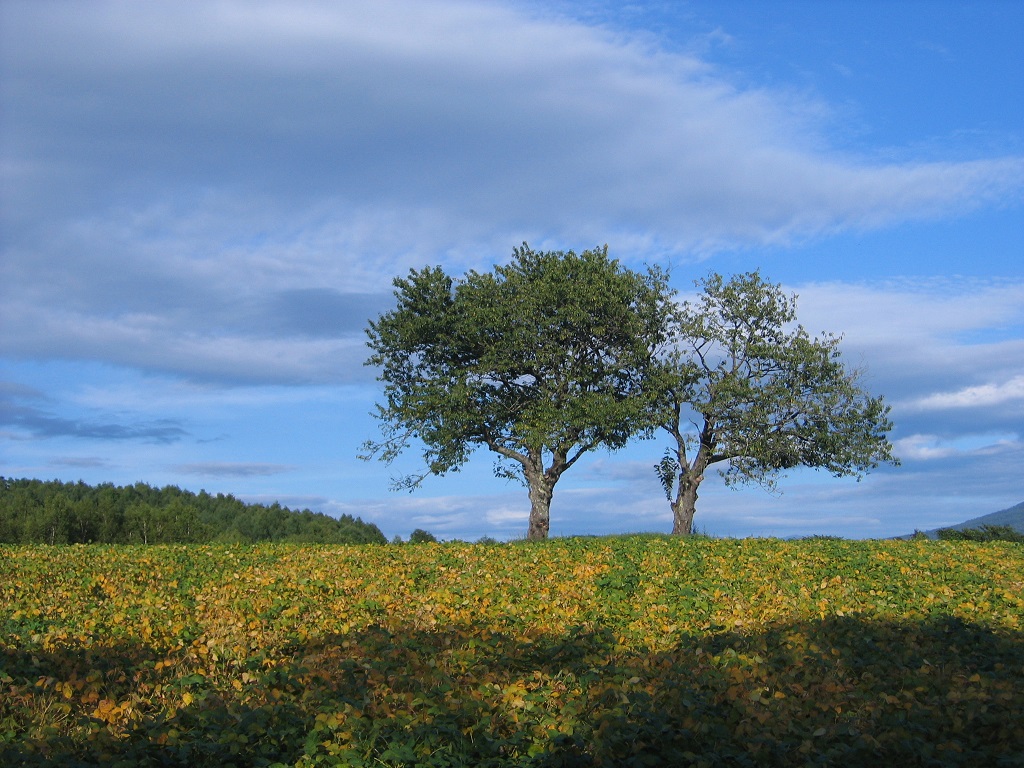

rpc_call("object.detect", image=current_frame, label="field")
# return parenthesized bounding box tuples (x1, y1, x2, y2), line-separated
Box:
(2, 537, 1023, 766)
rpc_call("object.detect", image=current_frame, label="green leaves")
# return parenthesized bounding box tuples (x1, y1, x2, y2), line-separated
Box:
(0, 479, 387, 546)
(654, 448, 679, 502)
(2, 538, 1022, 765)
(656, 270, 898, 532)
(364, 258, 898, 539)
(363, 244, 675, 537)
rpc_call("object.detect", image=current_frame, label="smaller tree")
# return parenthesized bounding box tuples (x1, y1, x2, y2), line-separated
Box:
(654, 271, 898, 534)
(409, 528, 438, 544)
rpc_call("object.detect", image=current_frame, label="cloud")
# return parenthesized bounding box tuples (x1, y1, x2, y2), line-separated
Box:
(791, 278, 1024, 345)
(13, 411, 186, 444)
(1, 407, 187, 444)
(257, 290, 392, 339)
(909, 374, 1024, 411)
(48, 456, 113, 469)
(2, 1, 1022, 385)
(0, 389, 188, 444)
(0, 302, 378, 386)
(892, 433, 1020, 462)
(790, 279, 1024, 423)
(892, 434, 958, 461)
(0, 381, 48, 401)
(174, 462, 296, 478)
(0, 378, 189, 444)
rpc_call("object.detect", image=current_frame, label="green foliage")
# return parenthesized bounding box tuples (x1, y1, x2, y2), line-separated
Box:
(363, 244, 674, 538)
(938, 525, 1024, 543)
(654, 271, 898, 533)
(1, 538, 1021, 765)
(408, 528, 438, 544)
(0, 478, 386, 545)
(654, 447, 679, 501)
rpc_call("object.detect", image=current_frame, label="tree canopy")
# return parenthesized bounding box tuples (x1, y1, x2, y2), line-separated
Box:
(362, 244, 672, 539)
(653, 271, 898, 534)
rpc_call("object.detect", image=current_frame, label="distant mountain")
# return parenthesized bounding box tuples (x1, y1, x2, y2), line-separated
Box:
(903, 501, 1024, 539)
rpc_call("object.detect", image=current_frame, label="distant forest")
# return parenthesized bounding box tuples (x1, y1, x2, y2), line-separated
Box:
(0, 478, 386, 545)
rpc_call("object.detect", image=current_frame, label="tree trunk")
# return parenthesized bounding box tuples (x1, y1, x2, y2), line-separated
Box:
(526, 473, 553, 540)
(671, 471, 702, 535)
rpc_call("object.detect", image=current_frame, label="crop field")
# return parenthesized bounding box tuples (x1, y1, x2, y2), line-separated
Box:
(1, 537, 1023, 766)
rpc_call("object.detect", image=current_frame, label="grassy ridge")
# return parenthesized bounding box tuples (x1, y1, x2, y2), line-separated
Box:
(2, 537, 1023, 766)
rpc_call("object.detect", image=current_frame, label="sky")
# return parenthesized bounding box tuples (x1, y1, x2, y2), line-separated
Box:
(1, 0, 1022, 542)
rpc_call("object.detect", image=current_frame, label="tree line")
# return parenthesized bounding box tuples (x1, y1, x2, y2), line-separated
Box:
(0, 478, 387, 545)
(936, 525, 1024, 543)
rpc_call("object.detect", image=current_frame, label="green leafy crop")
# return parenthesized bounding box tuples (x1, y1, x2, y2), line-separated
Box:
(1, 537, 1021, 766)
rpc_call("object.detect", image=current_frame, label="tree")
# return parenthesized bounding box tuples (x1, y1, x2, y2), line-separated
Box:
(409, 528, 438, 544)
(653, 271, 898, 535)
(25, 494, 72, 545)
(362, 244, 672, 540)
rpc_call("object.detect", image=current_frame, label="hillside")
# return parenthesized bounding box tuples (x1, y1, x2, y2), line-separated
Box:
(907, 500, 1024, 539)
(0, 477, 386, 545)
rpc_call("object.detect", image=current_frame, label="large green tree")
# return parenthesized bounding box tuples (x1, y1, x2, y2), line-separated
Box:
(362, 244, 672, 539)
(654, 271, 898, 535)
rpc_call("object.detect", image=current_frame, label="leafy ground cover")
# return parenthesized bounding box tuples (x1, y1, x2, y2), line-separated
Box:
(1, 537, 1022, 766)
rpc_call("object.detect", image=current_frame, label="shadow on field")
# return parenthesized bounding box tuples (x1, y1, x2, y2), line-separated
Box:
(3, 614, 1022, 766)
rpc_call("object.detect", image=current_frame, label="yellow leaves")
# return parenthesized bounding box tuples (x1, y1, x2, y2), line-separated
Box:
(2, 538, 1023, 763)
(92, 698, 124, 723)
(501, 682, 530, 709)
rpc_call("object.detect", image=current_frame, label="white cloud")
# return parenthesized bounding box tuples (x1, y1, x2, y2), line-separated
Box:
(792, 278, 1024, 345)
(485, 506, 533, 527)
(0, 302, 375, 385)
(790, 280, 1024, 411)
(6, 2, 1022, 241)
(911, 374, 1024, 410)
(892, 433, 1020, 462)
(3, 1, 1022, 385)
(892, 434, 957, 461)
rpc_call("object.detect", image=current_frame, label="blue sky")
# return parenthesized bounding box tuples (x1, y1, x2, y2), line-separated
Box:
(2, 0, 1022, 541)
